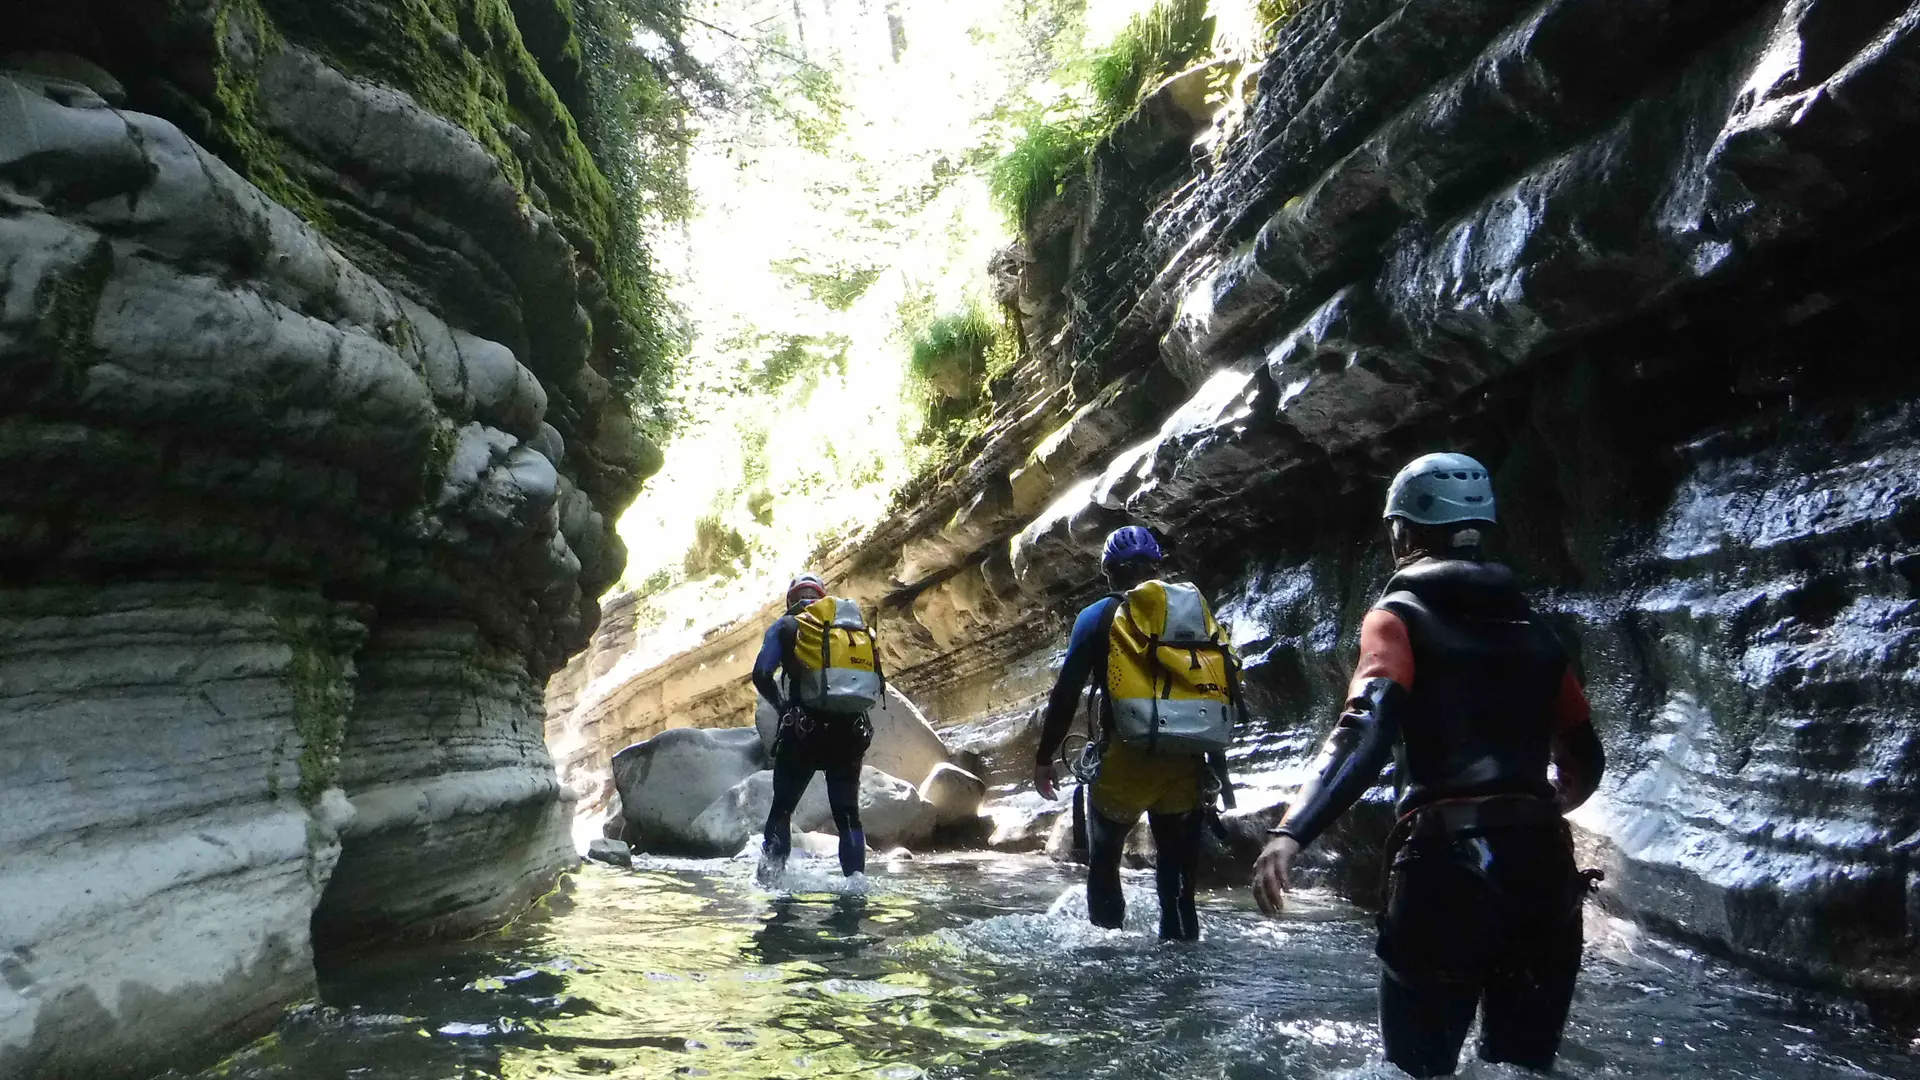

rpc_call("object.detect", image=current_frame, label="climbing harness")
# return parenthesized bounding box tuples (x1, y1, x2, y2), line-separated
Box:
(1375, 793, 1602, 915)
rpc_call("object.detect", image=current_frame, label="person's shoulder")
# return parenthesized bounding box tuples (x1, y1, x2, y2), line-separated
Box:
(1076, 594, 1121, 622)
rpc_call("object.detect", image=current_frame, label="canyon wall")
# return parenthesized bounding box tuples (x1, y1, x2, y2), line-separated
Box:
(0, 0, 660, 1074)
(553, 0, 1920, 1011)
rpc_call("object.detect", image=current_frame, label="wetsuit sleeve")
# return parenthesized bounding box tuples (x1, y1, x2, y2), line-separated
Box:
(751, 619, 790, 712)
(1035, 598, 1116, 767)
(1273, 609, 1413, 849)
(1550, 670, 1605, 809)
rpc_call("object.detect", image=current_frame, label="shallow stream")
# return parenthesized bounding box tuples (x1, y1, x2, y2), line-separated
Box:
(189, 853, 1917, 1079)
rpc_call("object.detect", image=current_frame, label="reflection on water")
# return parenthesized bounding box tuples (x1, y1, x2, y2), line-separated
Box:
(186, 853, 1914, 1079)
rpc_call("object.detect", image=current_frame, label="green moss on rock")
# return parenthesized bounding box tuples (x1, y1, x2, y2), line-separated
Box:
(199, 0, 339, 232)
(253, 0, 615, 273)
(33, 236, 113, 365)
(274, 609, 357, 804)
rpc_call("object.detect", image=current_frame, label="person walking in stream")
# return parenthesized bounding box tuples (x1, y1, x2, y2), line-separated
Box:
(1251, 452, 1607, 1077)
(1032, 526, 1244, 941)
(751, 572, 885, 885)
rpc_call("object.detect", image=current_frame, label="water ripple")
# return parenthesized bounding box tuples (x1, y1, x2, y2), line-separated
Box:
(186, 854, 1916, 1080)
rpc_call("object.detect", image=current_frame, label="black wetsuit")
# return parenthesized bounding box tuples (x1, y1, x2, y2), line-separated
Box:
(1276, 558, 1605, 1077)
(752, 614, 872, 876)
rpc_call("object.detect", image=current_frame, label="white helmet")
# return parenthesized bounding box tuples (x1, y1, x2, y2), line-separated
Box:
(785, 572, 827, 608)
(1384, 453, 1496, 525)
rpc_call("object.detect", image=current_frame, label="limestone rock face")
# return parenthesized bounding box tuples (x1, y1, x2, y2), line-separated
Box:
(1, 0, 660, 1071)
(0, 586, 360, 1078)
(553, 0, 1920, 1006)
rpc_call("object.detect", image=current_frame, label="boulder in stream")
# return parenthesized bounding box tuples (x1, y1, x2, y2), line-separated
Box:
(918, 763, 988, 827)
(587, 838, 633, 868)
(981, 791, 1072, 852)
(612, 726, 768, 851)
(690, 765, 938, 854)
(754, 685, 951, 788)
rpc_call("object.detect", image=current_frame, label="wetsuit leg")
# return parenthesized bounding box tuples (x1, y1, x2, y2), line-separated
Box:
(1375, 841, 1493, 1077)
(1477, 830, 1584, 1069)
(1477, 937, 1578, 1069)
(762, 746, 815, 864)
(822, 754, 865, 876)
(1147, 809, 1202, 941)
(1085, 807, 1131, 929)
(1378, 969, 1479, 1078)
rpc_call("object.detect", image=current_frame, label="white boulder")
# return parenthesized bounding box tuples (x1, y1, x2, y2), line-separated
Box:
(824, 768, 938, 850)
(983, 791, 1070, 851)
(754, 684, 951, 788)
(611, 726, 767, 851)
(688, 770, 778, 854)
(918, 762, 988, 827)
(689, 765, 938, 854)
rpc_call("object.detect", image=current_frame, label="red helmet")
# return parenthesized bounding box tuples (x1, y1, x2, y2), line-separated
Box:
(785, 572, 827, 609)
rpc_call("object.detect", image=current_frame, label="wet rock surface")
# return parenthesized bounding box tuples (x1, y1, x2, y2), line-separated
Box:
(613, 726, 771, 852)
(1, 0, 655, 1073)
(554, 0, 1920, 1017)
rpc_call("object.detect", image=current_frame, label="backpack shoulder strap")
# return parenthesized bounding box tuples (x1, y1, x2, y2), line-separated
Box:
(1091, 592, 1125, 741)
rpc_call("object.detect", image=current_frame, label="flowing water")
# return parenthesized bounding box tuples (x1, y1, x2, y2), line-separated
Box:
(188, 853, 1917, 1080)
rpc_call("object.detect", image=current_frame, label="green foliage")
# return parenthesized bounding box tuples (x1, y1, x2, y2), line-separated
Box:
(771, 256, 883, 311)
(784, 65, 848, 153)
(904, 302, 1005, 467)
(633, 566, 678, 597)
(714, 329, 852, 393)
(908, 305, 1000, 389)
(1257, 0, 1300, 32)
(986, 0, 1215, 229)
(574, 0, 714, 223)
(572, 0, 715, 434)
(682, 513, 751, 579)
(983, 325, 1022, 382)
(1087, 0, 1215, 123)
(683, 11, 847, 153)
(989, 117, 1096, 231)
(276, 610, 355, 806)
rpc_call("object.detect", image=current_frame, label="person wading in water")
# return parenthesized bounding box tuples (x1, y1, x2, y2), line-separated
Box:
(1033, 526, 1242, 941)
(1251, 452, 1606, 1077)
(751, 572, 883, 885)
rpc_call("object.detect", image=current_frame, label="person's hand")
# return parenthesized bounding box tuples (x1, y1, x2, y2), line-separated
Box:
(1252, 834, 1301, 917)
(1032, 762, 1058, 800)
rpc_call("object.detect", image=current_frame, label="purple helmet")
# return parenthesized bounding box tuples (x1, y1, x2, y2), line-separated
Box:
(1101, 526, 1164, 568)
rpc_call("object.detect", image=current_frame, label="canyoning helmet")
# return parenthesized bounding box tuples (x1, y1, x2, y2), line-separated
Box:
(1101, 526, 1164, 569)
(786, 572, 827, 609)
(1384, 453, 1497, 525)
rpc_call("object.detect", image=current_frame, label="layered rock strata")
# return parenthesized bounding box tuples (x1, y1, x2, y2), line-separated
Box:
(1, 0, 659, 1072)
(553, 0, 1920, 1010)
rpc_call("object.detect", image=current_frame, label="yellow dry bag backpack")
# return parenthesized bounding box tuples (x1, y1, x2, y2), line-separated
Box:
(1104, 580, 1241, 754)
(790, 596, 884, 714)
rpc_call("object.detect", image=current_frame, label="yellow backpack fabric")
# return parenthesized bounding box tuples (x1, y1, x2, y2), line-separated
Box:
(790, 596, 883, 713)
(1104, 580, 1239, 754)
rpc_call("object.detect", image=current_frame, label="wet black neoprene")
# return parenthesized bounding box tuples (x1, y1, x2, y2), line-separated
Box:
(1277, 559, 1602, 847)
(762, 710, 870, 876)
(1086, 806, 1202, 940)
